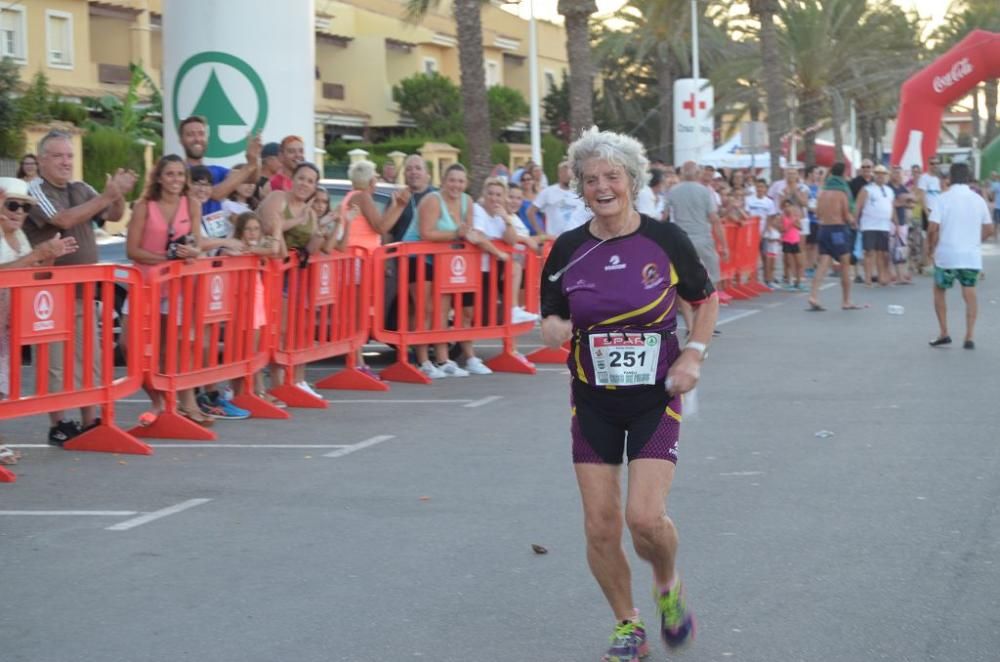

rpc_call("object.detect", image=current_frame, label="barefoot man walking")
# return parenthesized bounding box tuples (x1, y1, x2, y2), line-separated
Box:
(808, 162, 860, 311)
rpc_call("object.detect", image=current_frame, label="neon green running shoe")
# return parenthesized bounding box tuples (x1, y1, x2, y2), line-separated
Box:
(601, 617, 649, 661)
(655, 579, 696, 650)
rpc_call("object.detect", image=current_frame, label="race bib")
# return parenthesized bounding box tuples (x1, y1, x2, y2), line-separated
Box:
(589, 332, 660, 386)
(202, 211, 231, 239)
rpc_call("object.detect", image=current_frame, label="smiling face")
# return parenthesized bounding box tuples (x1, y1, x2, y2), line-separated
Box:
(20, 156, 38, 177)
(404, 156, 429, 192)
(38, 138, 74, 187)
(581, 157, 631, 220)
(281, 140, 305, 171)
(180, 121, 208, 161)
(291, 166, 317, 202)
(442, 168, 467, 198)
(158, 160, 188, 198)
(483, 183, 506, 216)
(190, 178, 212, 204)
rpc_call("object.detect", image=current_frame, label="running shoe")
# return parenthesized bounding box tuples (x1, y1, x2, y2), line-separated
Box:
(419, 360, 447, 379)
(463, 356, 493, 375)
(655, 579, 696, 650)
(296, 381, 324, 399)
(602, 618, 649, 662)
(438, 360, 469, 377)
(215, 396, 251, 420)
(197, 393, 228, 419)
(48, 419, 82, 447)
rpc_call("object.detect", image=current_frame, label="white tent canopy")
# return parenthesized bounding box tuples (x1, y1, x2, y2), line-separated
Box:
(696, 136, 786, 170)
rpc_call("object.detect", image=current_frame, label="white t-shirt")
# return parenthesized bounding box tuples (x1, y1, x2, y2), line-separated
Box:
(928, 184, 992, 270)
(859, 183, 895, 232)
(636, 186, 665, 220)
(917, 173, 942, 211)
(473, 203, 509, 272)
(745, 194, 777, 234)
(533, 184, 588, 236)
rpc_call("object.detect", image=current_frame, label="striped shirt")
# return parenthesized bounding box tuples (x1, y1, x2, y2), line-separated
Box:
(24, 178, 106, 266)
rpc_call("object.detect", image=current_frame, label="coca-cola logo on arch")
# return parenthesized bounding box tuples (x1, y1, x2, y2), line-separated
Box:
(932, 57, 973, 94)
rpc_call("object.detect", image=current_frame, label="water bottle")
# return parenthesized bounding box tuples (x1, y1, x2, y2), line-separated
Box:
(887, 305, 905, 315)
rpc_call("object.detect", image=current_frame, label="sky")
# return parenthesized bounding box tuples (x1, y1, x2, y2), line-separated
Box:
(505, 0, 949, 30)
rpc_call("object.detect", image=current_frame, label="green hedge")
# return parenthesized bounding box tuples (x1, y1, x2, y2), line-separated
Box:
(82, 125, 151, 199)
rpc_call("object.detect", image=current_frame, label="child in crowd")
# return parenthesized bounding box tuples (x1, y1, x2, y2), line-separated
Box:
(780, 199, 804, 289)
(224, 211, 284, 406)
(222, 164, 259, 219)
(763, 211, 783, 288)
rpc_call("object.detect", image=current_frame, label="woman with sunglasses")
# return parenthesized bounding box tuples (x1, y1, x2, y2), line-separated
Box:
(0, 179, 78, 464)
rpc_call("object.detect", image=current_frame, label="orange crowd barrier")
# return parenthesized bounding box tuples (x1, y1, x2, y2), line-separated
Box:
(525, 240, 570, 365)
(0, 264, 149, 483)
(130, 255, 285, 441)
(371, 240, 540, 384)
(718, 218, 769, 300)
(267, 248, 387, 409)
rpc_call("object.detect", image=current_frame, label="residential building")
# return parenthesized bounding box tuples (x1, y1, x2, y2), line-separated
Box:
(2, 0, 569, 148)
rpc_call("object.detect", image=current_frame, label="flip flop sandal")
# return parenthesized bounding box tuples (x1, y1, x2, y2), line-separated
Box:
(842, 304, 864, 310)
(178, 406, 215, 427)
(806, 302, 827, 311)
(929, 336, 952, 347)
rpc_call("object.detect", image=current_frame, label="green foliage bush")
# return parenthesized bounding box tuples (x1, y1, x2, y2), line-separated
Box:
(541, 134, 568, 183)
(82, 126, 147, 199)
(392, 73, 463, 137)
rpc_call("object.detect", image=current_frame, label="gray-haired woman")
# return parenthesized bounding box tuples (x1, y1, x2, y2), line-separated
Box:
(540, 128, 718, 660)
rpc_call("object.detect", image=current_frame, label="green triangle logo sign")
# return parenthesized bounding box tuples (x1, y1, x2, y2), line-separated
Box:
(172, 51, 268, 158)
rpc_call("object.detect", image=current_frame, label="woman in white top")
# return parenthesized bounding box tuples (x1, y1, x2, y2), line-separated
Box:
(0, 178, 77, 464)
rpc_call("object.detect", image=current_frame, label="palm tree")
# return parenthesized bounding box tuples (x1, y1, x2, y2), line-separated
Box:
(748, 0, 787, 179)
(595, 0, 735, 162)
(558, 0, 598, 138)
(406, 0, 492, 196)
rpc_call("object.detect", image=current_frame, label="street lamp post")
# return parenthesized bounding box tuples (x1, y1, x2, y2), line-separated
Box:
(528, 0, 542, 164)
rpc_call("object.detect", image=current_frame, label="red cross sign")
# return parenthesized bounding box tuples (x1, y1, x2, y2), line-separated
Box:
(682, 93, 707, 118)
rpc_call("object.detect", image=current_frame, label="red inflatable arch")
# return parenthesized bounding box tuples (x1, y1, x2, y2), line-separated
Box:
(891, 29, 1000, 170)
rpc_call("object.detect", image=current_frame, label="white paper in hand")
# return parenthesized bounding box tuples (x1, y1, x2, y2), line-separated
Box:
(682, 387, 699, 420)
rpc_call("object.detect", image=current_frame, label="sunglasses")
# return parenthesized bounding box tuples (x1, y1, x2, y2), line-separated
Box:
(4, 200, 33, 213)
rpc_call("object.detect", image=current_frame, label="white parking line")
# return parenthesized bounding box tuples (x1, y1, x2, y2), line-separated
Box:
(106, 498, 212, 531)
(332, 399, 472, 404)
(0, 510, 138, 516)
(324, 435, 396, 458)
(716, 310, 760, 326)
(147, 444, 350, 449)
(464, 395, 502, 408)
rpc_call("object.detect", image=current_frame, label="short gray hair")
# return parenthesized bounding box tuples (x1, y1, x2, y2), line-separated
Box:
(38, 130, 73, 156)
(567, 127, 648, 199)
(348, 159, 377, 190)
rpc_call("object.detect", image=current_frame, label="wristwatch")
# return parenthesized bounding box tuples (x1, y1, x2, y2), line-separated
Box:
(684, 341, 707, 359)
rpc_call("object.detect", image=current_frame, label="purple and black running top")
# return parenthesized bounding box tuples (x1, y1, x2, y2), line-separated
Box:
(541, 214, 715, 390)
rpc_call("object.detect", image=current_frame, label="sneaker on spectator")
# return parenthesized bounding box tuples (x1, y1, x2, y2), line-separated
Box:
(48, 419, 82, 447)
(296, 381, 324, 399)
(419, 360, 447, 379)
(510, 306, 540, 324)
(197, 393, 228, 419)
(464, 356, 493, 375)
(438, 360, 469, 377)
(215, 396, 251, 420)
(357, 365, 384, 381)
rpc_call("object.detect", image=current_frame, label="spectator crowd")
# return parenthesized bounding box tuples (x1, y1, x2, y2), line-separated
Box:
(2, 120, 998, 467)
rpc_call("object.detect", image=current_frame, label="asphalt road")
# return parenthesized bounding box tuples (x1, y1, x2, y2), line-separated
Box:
(2, 249, 999, 662)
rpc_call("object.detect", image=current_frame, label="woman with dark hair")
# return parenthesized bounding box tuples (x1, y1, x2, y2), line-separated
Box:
(125, 154, 210, 426)
(16, 154, 39, 183)
(258, 161, 324, 397)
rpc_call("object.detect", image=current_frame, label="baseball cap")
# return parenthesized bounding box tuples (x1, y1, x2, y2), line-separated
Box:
(261, 142, 280, 159)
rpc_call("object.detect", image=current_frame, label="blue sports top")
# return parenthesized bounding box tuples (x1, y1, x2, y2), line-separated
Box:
(541, 214, 714, 390)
